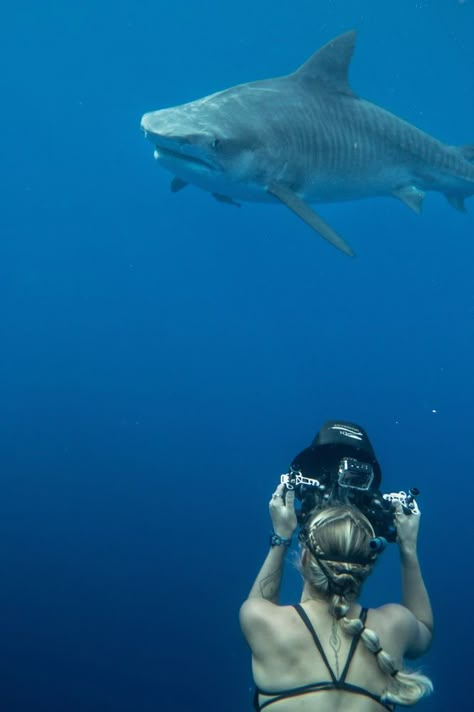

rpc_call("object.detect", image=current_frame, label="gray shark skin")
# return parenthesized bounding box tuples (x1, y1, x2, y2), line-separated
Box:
(141, 31, 474, 256)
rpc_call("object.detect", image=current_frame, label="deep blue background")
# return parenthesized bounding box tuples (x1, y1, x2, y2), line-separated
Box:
(1, 1, 473, 710)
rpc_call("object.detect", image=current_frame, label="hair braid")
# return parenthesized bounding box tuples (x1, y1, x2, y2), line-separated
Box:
(339, 610, 433, 705)
(300, 505, 433, 706)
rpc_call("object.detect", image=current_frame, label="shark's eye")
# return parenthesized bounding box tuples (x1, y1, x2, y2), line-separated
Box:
(210, 138, 221, 150)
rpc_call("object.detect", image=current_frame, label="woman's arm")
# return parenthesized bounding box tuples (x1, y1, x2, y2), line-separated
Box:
(399, 549, 433, 634)
(395, 506, 434, 655)
(247, 544, 288, 603)
(240, 483, 298, 648)
(245, 483, 298, 603)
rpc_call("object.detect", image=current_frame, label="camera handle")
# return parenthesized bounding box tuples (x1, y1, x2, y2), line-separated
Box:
(280, 472, 421, 515)
(382, 489, 420, 515)
(280, 472, 322, 490)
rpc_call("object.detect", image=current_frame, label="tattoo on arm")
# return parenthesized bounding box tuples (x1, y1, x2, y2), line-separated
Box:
(258, 565, 283, 602)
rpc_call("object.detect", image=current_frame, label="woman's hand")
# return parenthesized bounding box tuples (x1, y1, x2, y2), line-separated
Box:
(395, 503, 421, 556)
(269, 482, 298, 539)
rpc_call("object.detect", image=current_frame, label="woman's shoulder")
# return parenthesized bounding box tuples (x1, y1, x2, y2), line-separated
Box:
(240, 600, 300, 648)
(366, 603, 416, 635)
(369, 602, 411, 620)
(240, 599, 296, 628)
(366, 603, 432, 658)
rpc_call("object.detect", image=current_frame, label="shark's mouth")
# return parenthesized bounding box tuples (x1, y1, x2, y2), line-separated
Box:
(153, 144, 217, 172)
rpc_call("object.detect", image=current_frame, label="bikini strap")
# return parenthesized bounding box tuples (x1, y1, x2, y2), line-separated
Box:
(293, 604, 338, 684)
(339, 607, 368, 683)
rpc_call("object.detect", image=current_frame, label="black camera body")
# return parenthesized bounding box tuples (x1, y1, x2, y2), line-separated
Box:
(284, 421, 419, 545)
(288, 467, 398, 542)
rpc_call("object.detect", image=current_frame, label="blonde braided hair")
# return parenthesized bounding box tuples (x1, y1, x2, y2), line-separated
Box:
(300, 506, 433, 706)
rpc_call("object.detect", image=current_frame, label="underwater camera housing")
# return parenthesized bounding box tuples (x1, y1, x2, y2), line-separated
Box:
(282, 421, 420, 545)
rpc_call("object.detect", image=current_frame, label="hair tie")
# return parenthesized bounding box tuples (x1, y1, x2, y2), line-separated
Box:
(391, 669, 399, 678)
(374, 647, 383, 655)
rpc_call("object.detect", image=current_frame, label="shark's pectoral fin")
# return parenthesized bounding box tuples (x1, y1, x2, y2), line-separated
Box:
(392, 186, 425, 214)
(171, 177, 188, 193)
(212, 193, 241, 207)
(445, 193, 468, 213)
(266, 182, 355, 257)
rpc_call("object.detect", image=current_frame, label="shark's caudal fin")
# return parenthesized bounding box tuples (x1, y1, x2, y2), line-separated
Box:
(267, 183, 355, 257)
(292, 30, 358, 98)
(459, 144, 474, 163)
(444, 145, 474, 212)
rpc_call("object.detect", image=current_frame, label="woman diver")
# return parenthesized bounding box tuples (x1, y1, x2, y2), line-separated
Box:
(240, 422, 433, 711)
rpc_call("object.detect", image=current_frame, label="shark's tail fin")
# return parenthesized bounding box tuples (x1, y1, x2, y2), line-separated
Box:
(458, 144, 474, 163)
(445, 144, 474, 212)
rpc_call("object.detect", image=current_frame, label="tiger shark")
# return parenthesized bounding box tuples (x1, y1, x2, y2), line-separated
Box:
(140, 31, 474, 256)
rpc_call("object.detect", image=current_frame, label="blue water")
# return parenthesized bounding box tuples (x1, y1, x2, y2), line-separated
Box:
(1, 1, 473, 709)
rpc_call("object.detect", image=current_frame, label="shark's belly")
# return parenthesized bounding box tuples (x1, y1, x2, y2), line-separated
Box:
(277, 150, 413, 203)
(157, 150, 411, 204)
(301, 168, 410, 203)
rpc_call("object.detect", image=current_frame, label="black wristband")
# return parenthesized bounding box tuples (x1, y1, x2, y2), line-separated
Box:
(270, 531, 292, 548)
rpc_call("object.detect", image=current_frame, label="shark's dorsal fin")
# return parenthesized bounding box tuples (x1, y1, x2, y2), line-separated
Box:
(293, 30, 358, 97)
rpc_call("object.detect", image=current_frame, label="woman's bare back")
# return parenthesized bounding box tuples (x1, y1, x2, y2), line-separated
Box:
(247, 600, 409, 712)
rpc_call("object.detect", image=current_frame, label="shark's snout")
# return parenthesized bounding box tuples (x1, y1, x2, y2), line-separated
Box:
(141, 110, 205, 148)
(141, 110, 173, 140)
(141, 109, 220, 175)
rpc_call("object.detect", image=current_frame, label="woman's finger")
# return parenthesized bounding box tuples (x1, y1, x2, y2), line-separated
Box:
(269, 482, 286, 508)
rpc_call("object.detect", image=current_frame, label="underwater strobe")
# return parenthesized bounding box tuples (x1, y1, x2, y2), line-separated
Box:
(280, 421, 421, 550)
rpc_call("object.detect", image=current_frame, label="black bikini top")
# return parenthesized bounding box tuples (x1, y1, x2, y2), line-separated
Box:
(253, 605, 395, 711)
